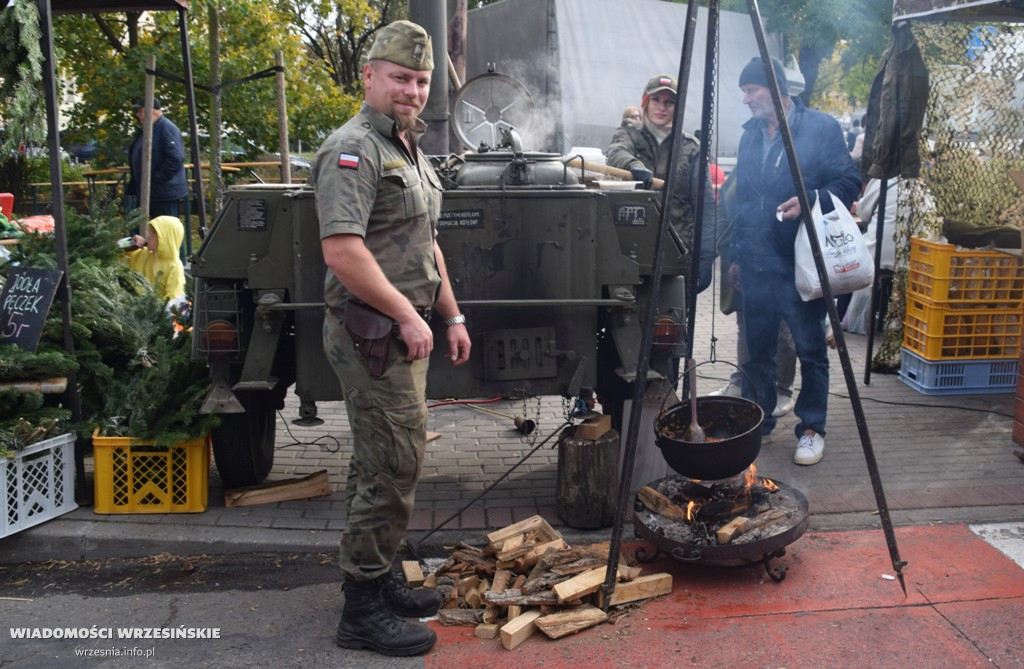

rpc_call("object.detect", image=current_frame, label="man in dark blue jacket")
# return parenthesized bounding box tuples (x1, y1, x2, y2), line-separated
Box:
(727, 57, 861, 466)
(126, 97, 188, 218)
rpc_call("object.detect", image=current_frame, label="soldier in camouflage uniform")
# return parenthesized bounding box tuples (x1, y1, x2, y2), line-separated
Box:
(312, 20, 471, 657)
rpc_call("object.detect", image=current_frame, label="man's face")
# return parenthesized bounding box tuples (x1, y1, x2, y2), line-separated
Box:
(364, 60, 432, 130)
(741, 84, 775, 121)
(645, 90, 676, 128)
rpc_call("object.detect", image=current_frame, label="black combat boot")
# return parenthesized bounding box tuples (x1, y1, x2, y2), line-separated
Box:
(336, 576, 437, 656)
(381, 571, 445, 617)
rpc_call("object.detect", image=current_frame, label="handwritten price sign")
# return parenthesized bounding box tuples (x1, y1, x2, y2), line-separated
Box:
(0, 266, 62, 352)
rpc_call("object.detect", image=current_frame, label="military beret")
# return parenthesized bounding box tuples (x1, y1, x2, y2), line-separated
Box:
(367, 20, 433, 71)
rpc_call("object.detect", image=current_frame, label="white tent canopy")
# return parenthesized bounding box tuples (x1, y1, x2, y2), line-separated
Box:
(465, 0, 786, 159)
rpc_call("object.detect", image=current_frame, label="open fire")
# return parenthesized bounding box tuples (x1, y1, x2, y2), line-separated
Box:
(634, 467, 806, 550)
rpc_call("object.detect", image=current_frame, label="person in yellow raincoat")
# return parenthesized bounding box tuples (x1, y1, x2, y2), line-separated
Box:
(125, 215, 186, 302)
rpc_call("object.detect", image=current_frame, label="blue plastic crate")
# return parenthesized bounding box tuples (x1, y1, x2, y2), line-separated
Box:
(899, 347, 1018, 395)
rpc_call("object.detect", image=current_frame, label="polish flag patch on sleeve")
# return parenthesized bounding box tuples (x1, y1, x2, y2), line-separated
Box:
(337, 152, 360, 169)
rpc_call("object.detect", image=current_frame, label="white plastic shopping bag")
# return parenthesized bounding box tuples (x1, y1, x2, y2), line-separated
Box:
(794, 191, 874, 301)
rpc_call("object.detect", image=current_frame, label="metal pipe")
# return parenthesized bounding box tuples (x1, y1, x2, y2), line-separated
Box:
(409, 0, 450, 154)
(746, 0, 907, 596)
(179, 8, 208, 240)
(863, 180, 889, 385)
(600, 0, 702, 612)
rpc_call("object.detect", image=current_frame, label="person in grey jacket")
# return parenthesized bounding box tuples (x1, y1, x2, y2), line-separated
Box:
(126, 97, 188, 218)
(728, 56, 861, 466)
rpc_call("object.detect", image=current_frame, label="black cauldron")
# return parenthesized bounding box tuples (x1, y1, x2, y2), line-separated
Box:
(654, 396, 764, 480)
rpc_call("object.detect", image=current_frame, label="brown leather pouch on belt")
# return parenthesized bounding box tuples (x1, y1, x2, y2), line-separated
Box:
(344, 301, 395, 377)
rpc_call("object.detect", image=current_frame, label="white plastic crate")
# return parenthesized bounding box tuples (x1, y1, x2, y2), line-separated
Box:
(1, 432, 78, 538)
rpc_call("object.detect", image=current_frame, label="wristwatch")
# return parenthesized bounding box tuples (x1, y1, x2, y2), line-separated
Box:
(443, 314, 466, 327)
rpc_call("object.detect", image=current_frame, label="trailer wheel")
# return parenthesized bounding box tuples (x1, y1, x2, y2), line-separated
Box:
(211, 390, 276, 488)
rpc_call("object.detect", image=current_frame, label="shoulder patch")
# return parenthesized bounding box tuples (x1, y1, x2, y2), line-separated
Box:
(337, 152, 360, 169)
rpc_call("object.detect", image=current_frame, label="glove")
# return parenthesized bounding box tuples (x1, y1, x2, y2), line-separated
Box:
(630, 164, 654, 189)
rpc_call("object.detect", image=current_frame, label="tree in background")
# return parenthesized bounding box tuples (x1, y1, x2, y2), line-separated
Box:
(276, 0, 403, 97)
(52, 4, 358, 171)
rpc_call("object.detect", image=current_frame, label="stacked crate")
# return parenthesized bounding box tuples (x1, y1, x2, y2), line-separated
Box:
(899, 238, 1024, 395)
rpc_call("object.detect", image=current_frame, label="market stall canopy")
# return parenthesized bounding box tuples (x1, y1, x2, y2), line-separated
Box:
(893, 0, 1024, 22)
(50, 0, 187, 12)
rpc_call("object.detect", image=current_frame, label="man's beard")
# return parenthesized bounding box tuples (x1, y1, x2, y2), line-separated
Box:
(395, 107, 421, 133)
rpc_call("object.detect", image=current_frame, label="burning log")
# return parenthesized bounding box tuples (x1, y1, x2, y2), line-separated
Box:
(716, 508, 788, 544)
(637, 486, 687, 522)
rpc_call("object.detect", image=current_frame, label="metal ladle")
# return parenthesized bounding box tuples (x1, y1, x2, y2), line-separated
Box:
(683, 359, 706, 443)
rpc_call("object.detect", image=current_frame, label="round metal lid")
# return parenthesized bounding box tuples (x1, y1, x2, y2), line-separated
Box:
(452, 72, 535, 151)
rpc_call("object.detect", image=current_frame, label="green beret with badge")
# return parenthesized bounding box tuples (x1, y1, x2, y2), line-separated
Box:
(367, 20, 434, 71)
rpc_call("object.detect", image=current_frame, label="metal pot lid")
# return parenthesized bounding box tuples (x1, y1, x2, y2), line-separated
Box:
(452, 71, 535, 151)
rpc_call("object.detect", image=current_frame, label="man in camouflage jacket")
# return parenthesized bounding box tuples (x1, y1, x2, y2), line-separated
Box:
(312, 20, 471, 658)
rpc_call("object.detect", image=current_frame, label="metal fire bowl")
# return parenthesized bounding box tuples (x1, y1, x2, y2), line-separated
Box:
(632, 475, 810, 568)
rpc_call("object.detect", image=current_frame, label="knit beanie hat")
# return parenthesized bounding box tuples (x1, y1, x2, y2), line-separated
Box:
(738, 56, 789, 96)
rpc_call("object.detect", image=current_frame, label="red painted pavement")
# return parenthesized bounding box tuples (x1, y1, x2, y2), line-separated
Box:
(425, 524, 1024, 668)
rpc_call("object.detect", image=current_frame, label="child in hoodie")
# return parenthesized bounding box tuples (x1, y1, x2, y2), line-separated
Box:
(126, 215, 186, 303)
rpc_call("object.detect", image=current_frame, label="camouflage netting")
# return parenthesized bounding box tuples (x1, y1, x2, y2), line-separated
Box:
(874, 20, 1024, 372)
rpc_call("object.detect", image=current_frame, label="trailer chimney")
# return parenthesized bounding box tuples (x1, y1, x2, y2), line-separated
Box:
(409, 0, 450, 154)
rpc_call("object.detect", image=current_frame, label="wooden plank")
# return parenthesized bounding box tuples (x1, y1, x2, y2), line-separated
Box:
(600, 573, 673, 607)
(426, 430, 442, 443)
(401, 561, 425, 587)
(637, 486, 687, 522)
(224, 470, 331, 507)
(500, 609, 542, 650)
(535, 604, 608, 639)
(475, 623, 500, 639)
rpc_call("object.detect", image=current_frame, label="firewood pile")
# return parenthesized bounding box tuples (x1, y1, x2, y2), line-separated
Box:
(403, 515, 672, 649)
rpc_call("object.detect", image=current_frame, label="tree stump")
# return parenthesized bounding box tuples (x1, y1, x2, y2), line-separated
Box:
(556, 426, 619, 529)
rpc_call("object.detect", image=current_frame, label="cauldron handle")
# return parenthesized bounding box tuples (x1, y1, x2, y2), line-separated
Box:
(687, 359, 760, 404)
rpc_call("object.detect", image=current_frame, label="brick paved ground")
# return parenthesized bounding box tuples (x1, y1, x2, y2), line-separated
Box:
(220, 276, 1024, 535)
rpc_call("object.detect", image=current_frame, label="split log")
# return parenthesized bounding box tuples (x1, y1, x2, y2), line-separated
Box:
(500, 609, 542, 650)
(401, 561, 425, 587)
(223, 470, 331, 507)
(475, 623, 500, 639)
(716, 516, 752, 545)
(717, 508, 788, 545)
(483, 588, 559, 607)
(515, 538, 567, 570)
(487, 515, 560, 552)
(535, 604, 608, 639)
(422, 571, 438, 589)
(637, 485, 687, 522)
(507, 574, 527, 619)
(552, 566, 607, 603)
(452, 549, 497, 574)
(521, 572, 572, 595)
(596, 573, 673, 607)
(484, 570, 512, 623)
(550, 557, 605, 576)
(438, 609, 483, 626)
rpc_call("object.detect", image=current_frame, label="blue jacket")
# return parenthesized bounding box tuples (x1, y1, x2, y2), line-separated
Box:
(127, 115, 188, 203)
(731, 98, 861, 275)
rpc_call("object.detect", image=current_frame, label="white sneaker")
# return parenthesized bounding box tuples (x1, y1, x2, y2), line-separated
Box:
(709, 382, 742, 397)
(772, 395, 795, 418)
(794, 433, 825, 465)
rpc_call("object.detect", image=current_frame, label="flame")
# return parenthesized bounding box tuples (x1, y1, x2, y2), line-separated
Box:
(763, 478, 779, 492)
(685, 500, 699, 523)
(742, 465, 759, 490)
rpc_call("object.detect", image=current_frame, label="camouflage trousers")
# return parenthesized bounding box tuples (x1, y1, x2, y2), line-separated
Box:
(324, 310, 429, 582)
